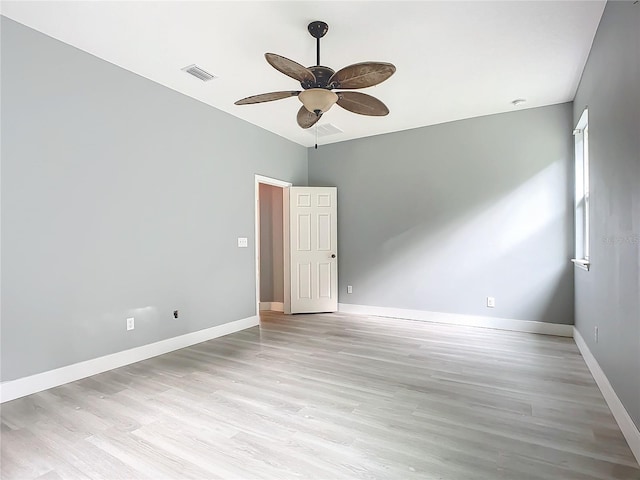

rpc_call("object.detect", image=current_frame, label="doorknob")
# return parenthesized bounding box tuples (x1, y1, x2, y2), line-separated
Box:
(331, 254, 336, 258)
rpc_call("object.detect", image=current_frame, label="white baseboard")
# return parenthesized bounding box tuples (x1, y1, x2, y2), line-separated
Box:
(0, 315, 259, 404)
(573, 327, 640, 465)
(259, 302, 284, 312)
(337, 303, 574, 337)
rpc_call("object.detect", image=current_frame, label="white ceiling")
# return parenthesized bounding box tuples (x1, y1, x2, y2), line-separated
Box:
(1, 1, 606, 148)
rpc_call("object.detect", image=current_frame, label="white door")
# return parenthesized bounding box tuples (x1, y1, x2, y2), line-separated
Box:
(288, 187, 338, 313)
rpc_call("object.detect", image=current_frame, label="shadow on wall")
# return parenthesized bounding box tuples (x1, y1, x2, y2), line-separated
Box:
(356, 161, 573, 323)
(309, 104, 574, 324)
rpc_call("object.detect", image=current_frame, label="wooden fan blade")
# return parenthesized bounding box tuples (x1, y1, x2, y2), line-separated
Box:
(336, 92, 389, 116)
(329, 62, 396, 89)
(265, 53, 316, 83)
(234, 91, 301, 105)
(297, 106, 322, 129)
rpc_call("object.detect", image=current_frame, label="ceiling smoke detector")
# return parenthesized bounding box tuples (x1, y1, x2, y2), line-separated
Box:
(182, 64, 217, 82)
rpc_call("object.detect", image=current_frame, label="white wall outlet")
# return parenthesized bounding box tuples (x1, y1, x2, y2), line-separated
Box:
(347, 285, 353, 294)
(487, 297, 495, 308)
(126, 317, 135, 331)
(594, 326, 599, 343)
(237, 237, 248, 248)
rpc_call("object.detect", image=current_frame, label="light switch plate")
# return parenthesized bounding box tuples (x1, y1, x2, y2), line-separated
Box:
(237, 237, 248, 248)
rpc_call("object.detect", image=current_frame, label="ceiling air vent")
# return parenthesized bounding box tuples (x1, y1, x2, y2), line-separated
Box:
(307, 123, 343, 138)
(182, 64, 217, 82)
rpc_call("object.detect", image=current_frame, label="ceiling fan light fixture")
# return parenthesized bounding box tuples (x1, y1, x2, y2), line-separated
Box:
(299, 88, 338, 115)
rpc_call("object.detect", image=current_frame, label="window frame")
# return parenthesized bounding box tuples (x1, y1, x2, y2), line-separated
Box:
(572, 108, 590, 271)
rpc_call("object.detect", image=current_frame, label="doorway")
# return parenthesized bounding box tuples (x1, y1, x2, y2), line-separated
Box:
(255, 176, 339, 316)
(255, 175, 291, 315)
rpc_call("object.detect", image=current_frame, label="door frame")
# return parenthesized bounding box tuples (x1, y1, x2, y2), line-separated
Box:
(254, 175, 292, 317)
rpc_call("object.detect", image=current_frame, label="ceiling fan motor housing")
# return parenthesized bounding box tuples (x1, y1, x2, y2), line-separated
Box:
(301, 66, 336, 89)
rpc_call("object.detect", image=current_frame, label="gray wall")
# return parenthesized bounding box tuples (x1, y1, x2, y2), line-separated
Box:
(0, 17, 307, 381)
(259, 183, 284, 304)
(309, 104, 575, 325)
(572, 1, 640, 428)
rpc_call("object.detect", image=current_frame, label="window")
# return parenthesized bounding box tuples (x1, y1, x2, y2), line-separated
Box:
(573, 108, 590, 270)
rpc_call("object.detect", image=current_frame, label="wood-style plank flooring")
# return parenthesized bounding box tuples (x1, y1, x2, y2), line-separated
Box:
(1, 311, 639, 479)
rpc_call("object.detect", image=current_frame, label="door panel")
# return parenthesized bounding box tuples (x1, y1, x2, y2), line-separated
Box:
(317, 214, 331, 251)
(297, 214, 311, 251)
(289, 187, 338, 313)
(318, 263, 332, 298)
(298, 263, 312, 299)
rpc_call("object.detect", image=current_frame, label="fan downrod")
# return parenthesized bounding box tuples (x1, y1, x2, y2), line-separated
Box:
(308, 21, 328, 68)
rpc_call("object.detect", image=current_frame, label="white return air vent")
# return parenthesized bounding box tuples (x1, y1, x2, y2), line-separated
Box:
(182, 64, 217, 82)
(307, 123, 343, 138)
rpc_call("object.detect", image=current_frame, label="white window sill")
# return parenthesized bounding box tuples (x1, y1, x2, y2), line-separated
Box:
(571, 258, 590, 271)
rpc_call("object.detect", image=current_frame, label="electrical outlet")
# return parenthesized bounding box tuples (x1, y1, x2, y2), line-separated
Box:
(347, 285, 353, 294)
(595, 326, 599, 343)
(126, 317, 135, 331)
(487, 297, 495, 308)
(237, 237, 248, 248)
(173, 310, 179, 319)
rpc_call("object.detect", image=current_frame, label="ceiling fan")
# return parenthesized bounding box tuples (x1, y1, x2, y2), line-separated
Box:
(235, 21, 396, 129)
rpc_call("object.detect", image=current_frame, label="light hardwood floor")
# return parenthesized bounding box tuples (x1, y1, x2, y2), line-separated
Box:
(1, 311, 639, 479)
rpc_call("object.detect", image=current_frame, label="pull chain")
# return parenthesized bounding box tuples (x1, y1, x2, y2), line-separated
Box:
(315, 122, 318, 149)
